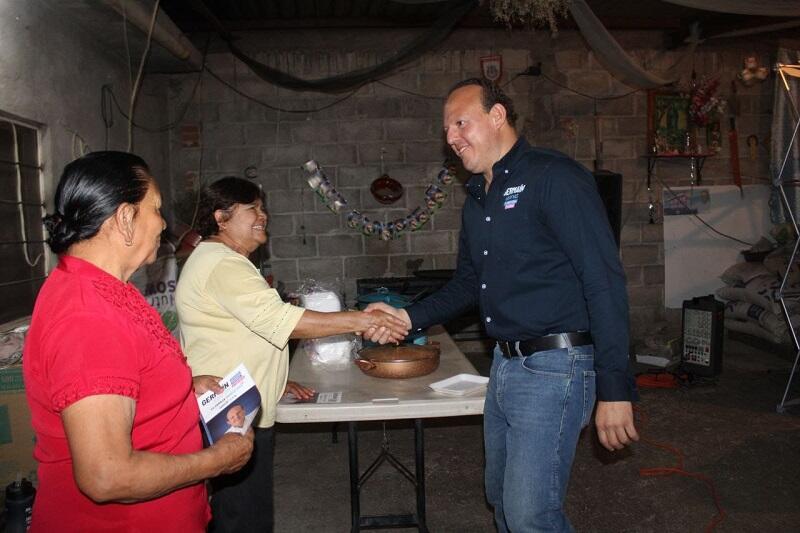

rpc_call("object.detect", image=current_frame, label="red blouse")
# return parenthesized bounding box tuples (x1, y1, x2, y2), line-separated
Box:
(23, 256, 210, 532)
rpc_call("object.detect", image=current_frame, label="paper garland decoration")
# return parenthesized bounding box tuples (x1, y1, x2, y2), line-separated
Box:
(301, 159, 455, 241)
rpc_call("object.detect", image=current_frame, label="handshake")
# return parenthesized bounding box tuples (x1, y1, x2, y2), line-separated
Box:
(359, 302, 413, 345)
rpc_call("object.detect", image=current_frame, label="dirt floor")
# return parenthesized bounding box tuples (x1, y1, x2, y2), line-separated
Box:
(273, 337, 800, 532)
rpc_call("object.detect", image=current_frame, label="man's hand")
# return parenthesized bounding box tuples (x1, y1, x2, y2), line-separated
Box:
(192, 375, 224, 396)
(283, 380, 315, 400)
(595, 401, 639, 451)
(362, 302, 412, 344)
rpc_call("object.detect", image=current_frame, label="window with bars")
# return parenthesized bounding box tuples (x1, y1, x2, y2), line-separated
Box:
(0, 118, 46, 324)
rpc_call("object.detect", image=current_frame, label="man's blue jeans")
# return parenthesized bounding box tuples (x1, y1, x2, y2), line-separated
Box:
(484, 344, 596, 532)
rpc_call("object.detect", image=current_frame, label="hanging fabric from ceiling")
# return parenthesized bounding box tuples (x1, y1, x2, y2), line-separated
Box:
(218, 0, 476, 93)
(770, 49, 800, 223)
(662, 0, 800, 17)
(568, 0, 700, 89)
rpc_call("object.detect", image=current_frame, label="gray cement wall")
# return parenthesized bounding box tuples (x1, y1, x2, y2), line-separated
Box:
(167, 27, 776, 339)
(0, 0, 170, 324)
(0, 0, 170, 235)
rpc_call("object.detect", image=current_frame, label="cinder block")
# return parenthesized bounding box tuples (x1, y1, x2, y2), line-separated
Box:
(419, 74, 459, 97)
(270, 259, 298, 284)
(217, 147, 264, 173)
(385, 119, 435, 141)
(219, 100, 266, 122)
(553, 94, 595, 116)
(627, 285, 663, 308)
(365, 234, 410, 255)
(267, 214, 294, 236)
(401, 97, 444, 119)
(254, 167, 292, 190)
(319, 234, 363, 256)
(298, 257, 344, 282)
(641, 223, 663, 243)
(625, 266, 643, 286)
(268, 143, 312, 167)
(643, 265, 665, 285)
(566, 71, 610, 95)
(596, 97, 635, 116)
(270, 235, 317, 258)
(360, 142, 404, 163)
(244, 123, 283, 145)
(298, 212, 342, 234)
(202, 123, 245, 147)
(291, 121, 338, 143)
(554, 49, 587, 70)
(431, 209, 462, 231)
(337, 166, 380, 187)
(339, 120, 383, 142)
(355, 98, 402, 119)
(268, 189, 316, 214)
(311, 144, 358, 165)
(601, 139, 637, 159)
(620, 224, 641, 244)
(345, 256, 389, 278)
(373, 73, 418, 97)
(410, 231, 452, 254)
(621, 244, 659, 266)
(432, 253, 457, 270)
(389, 254, 430, 276)
(405, 141, 449, 162)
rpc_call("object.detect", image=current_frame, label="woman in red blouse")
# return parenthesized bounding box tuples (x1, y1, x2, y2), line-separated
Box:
(23, 152, 253, 532)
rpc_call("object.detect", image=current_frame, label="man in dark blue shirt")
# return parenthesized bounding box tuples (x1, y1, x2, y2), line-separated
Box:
(367, 78, 639, 532)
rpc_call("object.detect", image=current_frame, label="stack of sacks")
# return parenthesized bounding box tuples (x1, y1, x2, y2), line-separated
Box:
(300, 290, 353, 368)
(716, 246, 800, 344)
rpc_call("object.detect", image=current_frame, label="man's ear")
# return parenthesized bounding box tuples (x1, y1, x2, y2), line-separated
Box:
(490, 103, 507, 129)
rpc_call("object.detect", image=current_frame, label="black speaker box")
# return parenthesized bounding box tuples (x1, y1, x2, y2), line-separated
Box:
(593, 170, 622, 248)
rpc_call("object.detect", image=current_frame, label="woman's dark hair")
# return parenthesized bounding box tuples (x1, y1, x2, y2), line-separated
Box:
(448, 77, 518, 128)
(196, 176, 266, 238)
(43, 151, 151, 254)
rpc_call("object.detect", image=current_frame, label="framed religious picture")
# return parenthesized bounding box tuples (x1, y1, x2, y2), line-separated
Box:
(647, 89, 690, 154)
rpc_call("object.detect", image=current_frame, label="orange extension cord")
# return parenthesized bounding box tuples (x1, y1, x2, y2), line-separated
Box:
(634, 405, 727, 532)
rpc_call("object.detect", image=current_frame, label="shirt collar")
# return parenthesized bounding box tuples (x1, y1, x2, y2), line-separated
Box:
(466, 136, 529, 199)
(59, 255, 126, 286)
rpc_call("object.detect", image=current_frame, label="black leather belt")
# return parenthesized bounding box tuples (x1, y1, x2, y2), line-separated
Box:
(496, 331, 593, 358)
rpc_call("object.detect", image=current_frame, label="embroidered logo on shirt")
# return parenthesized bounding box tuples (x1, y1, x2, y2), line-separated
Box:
(503, 184, 525, 209)
(503, 185, 525, 196)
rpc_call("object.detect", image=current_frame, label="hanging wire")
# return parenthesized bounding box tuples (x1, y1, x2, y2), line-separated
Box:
(126, 0, 162, 151)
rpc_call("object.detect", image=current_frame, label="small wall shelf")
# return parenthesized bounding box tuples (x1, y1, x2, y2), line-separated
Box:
(644, 153, 714, 188)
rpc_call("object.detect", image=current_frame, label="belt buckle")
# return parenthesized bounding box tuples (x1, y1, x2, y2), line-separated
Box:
(498, 340, 519, 358)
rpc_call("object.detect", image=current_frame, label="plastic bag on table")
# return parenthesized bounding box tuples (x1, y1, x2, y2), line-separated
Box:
(297, 279, 355, 369)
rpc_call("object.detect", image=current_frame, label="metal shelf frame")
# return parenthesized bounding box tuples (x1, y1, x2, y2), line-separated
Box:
(775, 64, 800, 414)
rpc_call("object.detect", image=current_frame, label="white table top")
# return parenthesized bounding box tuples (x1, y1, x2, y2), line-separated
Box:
(276, 325, 486, 423)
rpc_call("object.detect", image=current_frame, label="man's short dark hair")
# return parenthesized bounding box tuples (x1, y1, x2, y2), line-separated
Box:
(447, 78, 518, 129)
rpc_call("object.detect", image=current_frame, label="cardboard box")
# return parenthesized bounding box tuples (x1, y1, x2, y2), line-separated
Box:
(0, 365, 37, 489)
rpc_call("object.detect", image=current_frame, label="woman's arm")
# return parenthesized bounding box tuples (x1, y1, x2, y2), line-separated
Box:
(62, 394, 253, 503)
(290, 309, 408, 343)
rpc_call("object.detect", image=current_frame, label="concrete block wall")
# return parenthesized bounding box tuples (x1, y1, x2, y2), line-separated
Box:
(168, 28, 775, 339)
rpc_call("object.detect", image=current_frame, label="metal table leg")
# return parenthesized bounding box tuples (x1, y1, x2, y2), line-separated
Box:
(346, 419, 428, 532)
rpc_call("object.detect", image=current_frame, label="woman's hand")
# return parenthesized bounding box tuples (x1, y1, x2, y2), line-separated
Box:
(283, 380, 315, 400)
(210, 430, 255, 475)
(192, 375, 224, 396)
